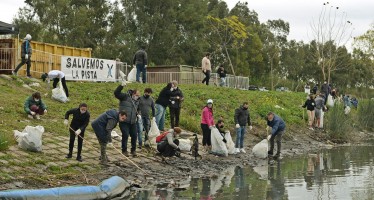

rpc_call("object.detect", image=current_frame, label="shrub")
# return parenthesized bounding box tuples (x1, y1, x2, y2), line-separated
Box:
(358, 100, 374, 131)
(325, 103, 353, 142)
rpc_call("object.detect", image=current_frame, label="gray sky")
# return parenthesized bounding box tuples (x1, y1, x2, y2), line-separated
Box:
(1, 0, 373, 48)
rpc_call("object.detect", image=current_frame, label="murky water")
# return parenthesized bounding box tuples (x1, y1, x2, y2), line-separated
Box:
(131, 145, 374, 200)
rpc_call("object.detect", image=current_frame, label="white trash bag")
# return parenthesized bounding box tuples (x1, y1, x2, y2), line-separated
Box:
(224, 131, 236, 155)
(51, 80, 68, 103)
(344, 106, 351, 115)
(327, 94, 334, 107)
(210, 128, 228, 157)
(127, 68, 137, 82)
(178, 139, 192, 152)
(14, 125, 44, 152)
(147, 118, 160, 147)
(111, 130, 122, 141)
(252, 139, 268, 159)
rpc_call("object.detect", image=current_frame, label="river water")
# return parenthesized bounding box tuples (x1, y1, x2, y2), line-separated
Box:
(131, 145, 374, 200)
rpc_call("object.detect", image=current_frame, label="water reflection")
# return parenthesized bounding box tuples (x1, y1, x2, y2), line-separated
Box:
(131, 146, 374, 200)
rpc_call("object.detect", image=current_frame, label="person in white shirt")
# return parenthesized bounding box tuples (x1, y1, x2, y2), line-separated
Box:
(201, 53, 211, 85)
(41, 70, 69, 97)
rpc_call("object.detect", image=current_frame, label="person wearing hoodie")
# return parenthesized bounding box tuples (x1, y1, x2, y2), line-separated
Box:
(302, 94, 316, 130)
(133, 46, 148, 83)
(64, 103, 90, 162)
(234, 102, 252, 153)
(155, 82, 173, 131)
(13, 34, 32, 77)
(169, 80, 184, 128)
(91, 109, 127, 165)
(114, 80, 140, 157)
(137, 88, 155, 148)
(201, 99, 215, 152)
(267, 112, 286, 159)
(24, 92, 47, 120)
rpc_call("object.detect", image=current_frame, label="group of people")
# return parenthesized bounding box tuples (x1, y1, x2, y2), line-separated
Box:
(201, 53, 228, 87)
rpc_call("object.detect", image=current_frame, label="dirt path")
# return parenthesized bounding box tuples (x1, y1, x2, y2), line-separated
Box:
(0, 126, 371, 195)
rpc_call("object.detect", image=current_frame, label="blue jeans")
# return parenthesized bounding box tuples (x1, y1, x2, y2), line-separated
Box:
(136, 64, 146, 83)
(235, 126, 246, 148)
(219, 77, 226, 87)
(137, 117, 150, 146)
(155, 104, 166, 131)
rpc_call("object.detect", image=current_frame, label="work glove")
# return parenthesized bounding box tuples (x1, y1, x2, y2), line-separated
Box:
(64, 119, 69, 126)
(30, 111, 36, 116)
(152, 117, 156, 121)
(209, 125, 215, 130)
(25, 54, 28, 59)
(145, 65, 148, 68)
(249, 126, 253, 130)
(235, 124, 240, 128)
(137, 115, 141, 120)
(75, 129, 82, 135)
(44, 109, 47, 113)
(121, 80, 127, 86)
(171, 87, 174, 92)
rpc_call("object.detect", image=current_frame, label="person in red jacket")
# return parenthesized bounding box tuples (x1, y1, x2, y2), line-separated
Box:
(201, 99, 215, 152)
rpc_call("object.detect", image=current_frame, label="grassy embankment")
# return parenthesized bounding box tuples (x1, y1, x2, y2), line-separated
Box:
(0, 76, 309, 151)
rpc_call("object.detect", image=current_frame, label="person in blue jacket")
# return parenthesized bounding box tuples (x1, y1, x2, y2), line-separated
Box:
(266, 112, 286, 159)
(91, 109, 127, 165)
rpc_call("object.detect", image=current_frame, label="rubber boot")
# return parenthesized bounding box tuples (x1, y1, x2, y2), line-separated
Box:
(100, 143, 108, 165)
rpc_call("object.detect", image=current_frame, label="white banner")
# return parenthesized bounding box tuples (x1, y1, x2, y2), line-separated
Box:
(61, 56, 117, 82)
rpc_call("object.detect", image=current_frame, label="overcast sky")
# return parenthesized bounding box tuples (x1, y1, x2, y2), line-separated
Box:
(1, 0, 373, 48)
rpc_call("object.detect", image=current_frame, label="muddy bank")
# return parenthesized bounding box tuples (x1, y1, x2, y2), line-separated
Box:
(1, 127, 372, 198)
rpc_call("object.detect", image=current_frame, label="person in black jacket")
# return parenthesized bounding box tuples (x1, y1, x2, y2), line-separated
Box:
(155, 82, 173, 131)
(133, 46, 148, 83)
(216, 64, 227, 87)
(13, 34, 32, 77)
(302, 94, 316, 130)
(64, 103, 90, 162)
(114, 80, 140, 157)
(169, 80, 184, 128)
(234, 102, 252, 153)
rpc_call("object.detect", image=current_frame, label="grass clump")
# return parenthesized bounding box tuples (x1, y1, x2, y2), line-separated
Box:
(357, 100, 374, 131)
(325, 103, 353, 142)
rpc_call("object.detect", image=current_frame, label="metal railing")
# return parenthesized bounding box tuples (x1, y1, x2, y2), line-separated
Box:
(130, 70, 249, 90)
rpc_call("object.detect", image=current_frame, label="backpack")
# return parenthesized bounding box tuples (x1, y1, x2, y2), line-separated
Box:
(156, 131, 169, 143)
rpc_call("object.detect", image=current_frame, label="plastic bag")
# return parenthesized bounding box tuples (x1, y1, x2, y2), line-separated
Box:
(327, 94, 334, 107)
(319, 110, 324, 128)
(210, 128, 228, 157)
(51, 80, 68, 103)
(14, 125, 44, 152)
(252, 139, 268, 158)
(344, 106, 351, 115)
(127, 68, 136, 82)
(148, 118, 159, 138)
(224, 131, 236, 154)
(111, 130, 122, 141)
(178, 139, 192, 152)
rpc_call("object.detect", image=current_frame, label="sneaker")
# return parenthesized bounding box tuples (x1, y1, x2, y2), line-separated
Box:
(66, 154, 72, 159)
(308, 127, 314, 130)
(240, 148, 246, 153)
(28, 114, 34, 119)
(12, 71, 17, 76)
(122, 151, 129, 157)
(131, 151, 137, 157)
(235, 148, 240, 154)
(26, 75, 32, 78)
(35, 114, 40, 120)
(138, 145, 142, 150)
(76, 156, 83, 162)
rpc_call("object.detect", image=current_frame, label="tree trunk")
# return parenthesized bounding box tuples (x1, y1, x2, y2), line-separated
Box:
(224, 46, 235, 76)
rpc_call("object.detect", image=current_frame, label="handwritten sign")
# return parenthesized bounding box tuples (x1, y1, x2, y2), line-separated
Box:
(61, 56, 116, 82)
